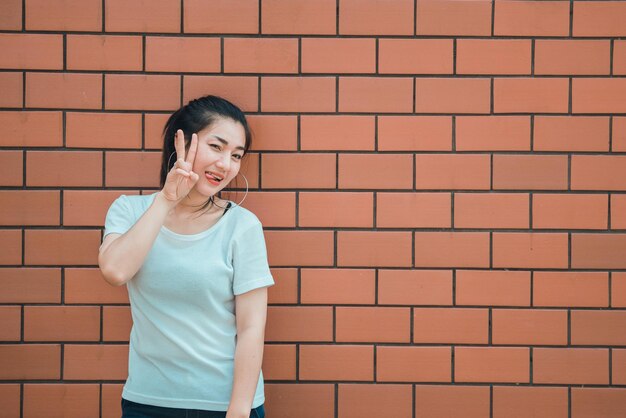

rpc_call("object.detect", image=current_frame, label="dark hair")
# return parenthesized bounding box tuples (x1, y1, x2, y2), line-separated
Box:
(160, 95, 252, 187)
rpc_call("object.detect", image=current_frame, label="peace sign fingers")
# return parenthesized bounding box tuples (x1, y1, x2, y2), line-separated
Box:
(161, 129, 200, 202)
(186, 133, 198, 166)
(174, 129, 186, 165)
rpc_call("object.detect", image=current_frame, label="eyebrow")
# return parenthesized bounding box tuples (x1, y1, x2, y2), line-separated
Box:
(212, 135, 245, 151)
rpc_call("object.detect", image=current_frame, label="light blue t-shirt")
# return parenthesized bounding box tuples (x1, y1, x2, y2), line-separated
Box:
(103, 193, 274, 411)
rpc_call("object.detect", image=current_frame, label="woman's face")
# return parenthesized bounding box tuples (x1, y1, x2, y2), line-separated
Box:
(190, 118, 247, 197)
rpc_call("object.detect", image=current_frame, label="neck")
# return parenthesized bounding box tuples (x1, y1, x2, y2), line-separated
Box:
(175, 189, 223, 215)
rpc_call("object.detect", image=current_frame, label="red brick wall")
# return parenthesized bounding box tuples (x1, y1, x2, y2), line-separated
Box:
(1, 0, 626, 417)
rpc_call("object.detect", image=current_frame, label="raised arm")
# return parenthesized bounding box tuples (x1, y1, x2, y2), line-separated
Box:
(98, 130, 199, 286)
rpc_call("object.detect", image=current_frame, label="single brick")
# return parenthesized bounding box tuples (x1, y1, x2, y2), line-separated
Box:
(26, 0, 101, 31)
(105, 0, 180, 33)
(415, 385, 490, 418)
(379, 39, 453, 74)
(184, 0, 258, 34)
(105, 74, 180, 111)
(534, 271, 609, 308)
(492, 309, 568, 346)
(262, 0, 336, 35)
(63, 345, 128, 380)
(535, 40, 610, 75)
(265, 306, 333, 342)
(378, 116, 452, 151)
(456, 270, 531, 307)
(261, 153, 336, 189)
(67, 35, 142, 71)
(494, 0, 570, 36)
(339, 154, 413, 189)
(415, 78, 491, 114)
(532, 194, 608, 230)
(339, 77, 414, 113)
(416, 0, 492, 36)
(24, 306, 100, 342)
(572, 233, 626, 269)
(261, 77, 335, 112)
(0, 34, 62, 70)
(494, 78, 569, 113)
(26, 151, 102, 187)
(300, 345, 373, 381)
(337, 231, 412, 267)
(377, 346, 451, 382)
(0, 190, 60, 226)
(247, 115, 297, 151)
(66, 112, 142, 149)
(493, 154, 568, 190)
(183, 76, 258, 112)
(339, 0, 413, 35)
(457, 39, 531, 75)
(456, 116, 530, 151)
(0, 268, 61, 303)
(23, 384, 99, 418)
(105, 151, 161, 188)
(378, 269, 453, 306)
(0, 344, 61, 380)
(0, 0, 21, 30)
(301, 268, 375, 305)
(24, 230, 100, 265)
(534, 116, 609, 152)
(534, 348, 609, 385)
(573, 79, 626, 113)
(146, 36, 221, 73)
(573, 1, 626, 37)
(571, 388, 626, 418)
(300, 115, 375, 151)
(415, 154, 491, 190)
(455, 347, 529, 383)
(414, 232, 490, 268)
(454, 192, 529, 229)
(26, 73, 102, 109)
(264, 231, 334, 267)
(239, 192, 296, 228)
(492, 386, 568, 418)
(492, 232, 569, 269)
(299, 192, 373, 228)
(0, 72, 22, 107)
(2, 111, 63, 147)
(301, 38, 375, 73)
(224, 38, 297, 74)
(377, 192, 451, 228)
(572, 155, 626, 191)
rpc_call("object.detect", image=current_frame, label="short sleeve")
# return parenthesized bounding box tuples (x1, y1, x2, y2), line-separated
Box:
(103, 195, 136, 239)
(232, 222, 274, 295)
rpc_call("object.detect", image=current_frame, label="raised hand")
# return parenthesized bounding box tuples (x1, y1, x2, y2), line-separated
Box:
(161, 129, 199, 203)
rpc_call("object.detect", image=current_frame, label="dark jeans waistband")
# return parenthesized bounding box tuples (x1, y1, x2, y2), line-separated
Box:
(121, 398, 265, 418)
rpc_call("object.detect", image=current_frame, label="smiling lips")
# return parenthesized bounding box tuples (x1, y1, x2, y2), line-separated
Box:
(205, 171, 224, 185)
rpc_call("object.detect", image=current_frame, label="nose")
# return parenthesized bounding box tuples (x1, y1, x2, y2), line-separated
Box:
(216, 153, 231, 171)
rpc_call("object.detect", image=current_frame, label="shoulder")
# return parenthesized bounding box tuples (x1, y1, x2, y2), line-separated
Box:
(226, 204, 264, 236)
(123, 193, 157, 211)
(108, 193, 156, 218)
(229, 204, 262, 227)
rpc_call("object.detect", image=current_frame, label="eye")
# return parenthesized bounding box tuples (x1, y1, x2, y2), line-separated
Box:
(232, 154, 243, 160)
(210, 143, 221, 150)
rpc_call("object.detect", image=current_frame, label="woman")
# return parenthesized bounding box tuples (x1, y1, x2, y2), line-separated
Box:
(98, 95, 273, 418)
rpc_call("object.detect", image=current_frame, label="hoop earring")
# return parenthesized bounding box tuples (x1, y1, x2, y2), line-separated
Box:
(211, 173, 249, 209)
(167, 151, 177, 171)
